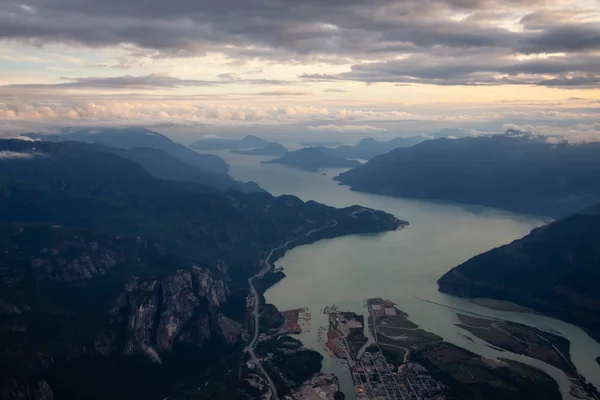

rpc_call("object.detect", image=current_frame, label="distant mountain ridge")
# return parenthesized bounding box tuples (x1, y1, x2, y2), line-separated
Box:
(21, 127, 267, 193)
(231, 142, 288, 156)
(335, 133, 600, 217)
(70, 142, 262, 193)
(326, 136, 428, 160)
(298, 141, 343, 147)
(438, 201, 600, 340)
(25, 127, 230, 174)
(263, 147, 361, 171)
(189, 135, 268, 150)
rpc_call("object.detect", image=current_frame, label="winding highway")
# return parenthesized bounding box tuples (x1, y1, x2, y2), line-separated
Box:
(246, 220, 337, 400)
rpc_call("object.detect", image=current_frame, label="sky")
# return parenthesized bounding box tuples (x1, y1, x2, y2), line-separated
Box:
(0, 0, 599, 142)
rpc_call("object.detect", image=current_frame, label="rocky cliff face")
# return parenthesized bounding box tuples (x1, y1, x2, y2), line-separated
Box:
(96, 268, 240, 363)
(1, 224, 242, 399)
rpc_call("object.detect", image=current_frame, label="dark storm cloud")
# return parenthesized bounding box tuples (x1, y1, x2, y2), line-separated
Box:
(3, 0, 598, 56)
(537, 76, 600, 88)
(1, 0, 599, 86)
(517, 24, 600, 54)
(301, 54, 600, 88)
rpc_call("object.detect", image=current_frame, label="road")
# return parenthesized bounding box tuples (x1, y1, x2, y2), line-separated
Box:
(246, 219, 337, 400)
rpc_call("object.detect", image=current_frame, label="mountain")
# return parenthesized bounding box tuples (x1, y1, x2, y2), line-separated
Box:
(0, 139, 401, 399)
(24, 127, 229, 174)
(263, 147, 361, 172)
(438, 203, 600, 340)
(71, 143, 262, 193)
(189, 135, 268, 151)
(298, 141, 344, 147)
(335, 133, 600, 217)
(328, 136, 428, 160)
(231, 143, 288, 156)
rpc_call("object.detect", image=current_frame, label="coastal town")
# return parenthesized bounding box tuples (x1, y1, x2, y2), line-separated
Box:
(320, 300, 446, 400)
(243, 295, 585, 400)
(353, 351, 444, 399)
(243, 298, 447, 399)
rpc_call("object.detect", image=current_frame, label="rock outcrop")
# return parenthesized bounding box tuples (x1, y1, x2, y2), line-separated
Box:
(96, 268, 240, 363)
(32, 239, 120, 282)
(191, 266, 229, 307)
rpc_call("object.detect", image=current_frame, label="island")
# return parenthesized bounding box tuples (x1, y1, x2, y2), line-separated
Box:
(413, 343, 561, 400)
(456, 314, 573, 372)
(263, 147, 361, 172)
(454, 314, 599, 399)
(231, 142, 288, 156)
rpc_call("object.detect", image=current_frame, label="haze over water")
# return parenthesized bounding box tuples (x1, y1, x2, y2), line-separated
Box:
(216, 151, 600, 399)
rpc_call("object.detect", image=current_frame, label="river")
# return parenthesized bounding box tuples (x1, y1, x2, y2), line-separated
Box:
(213, 151, 600, 399)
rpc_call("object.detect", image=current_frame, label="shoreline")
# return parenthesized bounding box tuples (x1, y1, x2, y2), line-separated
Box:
(468, 298, 541, 315)
(245, 211, 405, 398)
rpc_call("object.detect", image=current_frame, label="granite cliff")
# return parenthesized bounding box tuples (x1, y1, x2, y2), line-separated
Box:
(96, 268, 238, 359)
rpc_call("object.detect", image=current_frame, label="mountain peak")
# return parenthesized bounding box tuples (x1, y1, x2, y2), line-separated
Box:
(241, 135, 262, 140)
(358, 138, 380, 146)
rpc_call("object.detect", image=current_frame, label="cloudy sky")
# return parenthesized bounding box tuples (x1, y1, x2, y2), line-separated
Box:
(1, 0, 599, 141)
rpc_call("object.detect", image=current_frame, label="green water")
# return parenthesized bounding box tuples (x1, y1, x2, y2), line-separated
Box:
(214, 151, 600, 399)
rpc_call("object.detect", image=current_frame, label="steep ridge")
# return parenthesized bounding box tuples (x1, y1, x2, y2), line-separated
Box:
(439, 203, 600, 340)
(336, 133, 600, 217)
(71, 143, 263, 193)
(24, 127, 230, 174)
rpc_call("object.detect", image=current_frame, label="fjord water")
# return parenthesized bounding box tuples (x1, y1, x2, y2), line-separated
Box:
(216, 151, 600, 399)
